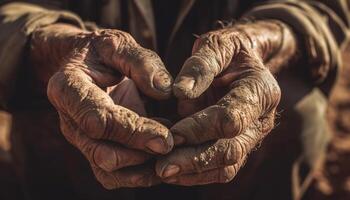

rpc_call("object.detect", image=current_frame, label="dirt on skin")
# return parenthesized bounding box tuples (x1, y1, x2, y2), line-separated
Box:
(0, 28, 350, 200)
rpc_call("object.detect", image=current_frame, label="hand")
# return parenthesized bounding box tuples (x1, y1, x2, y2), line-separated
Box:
(31, 24, 174, 188)
(156, 20, 297, 185)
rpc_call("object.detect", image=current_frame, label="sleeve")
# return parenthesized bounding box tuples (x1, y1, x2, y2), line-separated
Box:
(244, 0, 350, 89)
(0, 2, 85, 109)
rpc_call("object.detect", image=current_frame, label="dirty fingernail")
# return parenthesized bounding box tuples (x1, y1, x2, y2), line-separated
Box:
(153, 70, 173, 94)
(163, 165, 180, 178)
(146, 138, 166, 154)
(173, 134, 186, 145)
(174, 76, 195, 91)
(173, 77, 195, 99)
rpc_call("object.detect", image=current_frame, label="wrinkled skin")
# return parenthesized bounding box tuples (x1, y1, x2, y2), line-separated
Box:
(155, 20, 298, 185)
(31, 20, 299, 188)
(31, 24, 175, 188)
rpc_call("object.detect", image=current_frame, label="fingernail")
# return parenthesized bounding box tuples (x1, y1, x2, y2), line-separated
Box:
(162, 165, 180, 178)
(146, 138, 166, 154)
(173, 134, 186, 145)
(175, 76, 195, 90)
(153, 70, 172, 93)
(173, 77, 195, 99)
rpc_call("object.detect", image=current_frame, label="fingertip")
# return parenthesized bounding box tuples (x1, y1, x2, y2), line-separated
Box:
(152, 70, 173, 99)
(173, 76, 196, 99)
(145, 138, 170, 155)
(131, 117, 174, 154)
(145, 130, 174, 155)
(173, 57, 214, 99)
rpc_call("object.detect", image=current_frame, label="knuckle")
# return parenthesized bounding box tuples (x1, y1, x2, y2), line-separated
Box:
(92, 29, 138, 64)
(115, 31, 137, 47)
(220, 70, 280, 135)
(194, 32, 222, 51)
(114, 30, 136, 44)
(194, 32, 235, 70)
(96, 29, 136, 45)
(140, 48, 163, 65)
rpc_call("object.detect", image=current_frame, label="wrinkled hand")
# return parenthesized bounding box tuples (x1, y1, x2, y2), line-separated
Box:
(156, 20, 297, 185)
(31, 24, 174, 188)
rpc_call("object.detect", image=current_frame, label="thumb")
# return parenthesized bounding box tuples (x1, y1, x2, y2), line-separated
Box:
(173, 33, 235, 99)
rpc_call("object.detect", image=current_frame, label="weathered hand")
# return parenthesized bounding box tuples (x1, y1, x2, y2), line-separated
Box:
(31, 24, 174, 188)
(156, 20, 297, 185)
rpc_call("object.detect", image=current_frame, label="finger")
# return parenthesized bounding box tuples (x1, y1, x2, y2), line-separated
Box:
(48, 68, 173, 154)
(108, 77, 146, 116)
(60, 113, 151, 172)
(171, 69, 279, 145)
(163, 164, 240, 186)
(92, 30, 173, 100)
(92, 165, 161, 189)
(173, 31, 236, 99)
(156, 129, 258, 178)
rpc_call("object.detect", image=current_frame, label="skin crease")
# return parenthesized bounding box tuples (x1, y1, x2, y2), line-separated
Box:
(59, 77, 162, 189)
(31, 19, 299, 187)
(155, 20, 298, 185)
(31, 24, 175, 188)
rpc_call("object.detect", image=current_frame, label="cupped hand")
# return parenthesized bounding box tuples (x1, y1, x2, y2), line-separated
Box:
(31, 24, 174, 188)
(156, 20, 297, 185)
